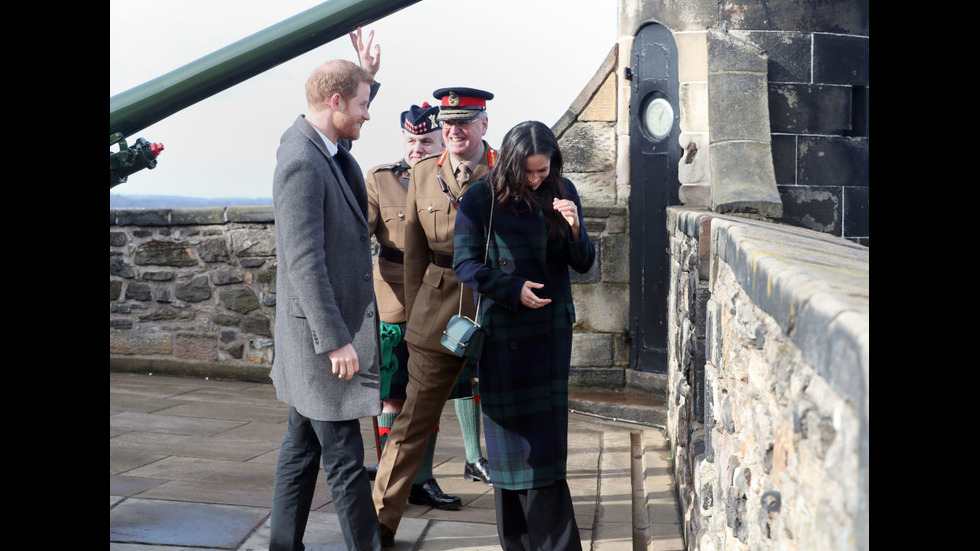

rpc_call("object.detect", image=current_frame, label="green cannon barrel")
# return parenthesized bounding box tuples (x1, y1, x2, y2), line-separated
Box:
(110, 0, 421, 140)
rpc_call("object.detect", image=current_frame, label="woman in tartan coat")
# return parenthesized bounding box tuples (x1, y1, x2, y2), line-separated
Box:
(454, 121, 595, 550)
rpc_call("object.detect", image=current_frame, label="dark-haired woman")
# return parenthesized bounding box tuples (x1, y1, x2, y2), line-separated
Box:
(453, 121, 595, 550)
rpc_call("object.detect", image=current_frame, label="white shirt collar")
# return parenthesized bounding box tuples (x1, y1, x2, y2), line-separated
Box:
(306, 117, 339, 156)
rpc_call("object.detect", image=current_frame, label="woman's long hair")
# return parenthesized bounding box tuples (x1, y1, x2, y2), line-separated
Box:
(488, 121, 568, 239)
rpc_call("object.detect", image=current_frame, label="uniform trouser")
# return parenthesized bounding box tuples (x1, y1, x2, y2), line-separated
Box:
(373, 344, 467, 532)
(495, 480, 582, 551)
(270, 407, 381, 551)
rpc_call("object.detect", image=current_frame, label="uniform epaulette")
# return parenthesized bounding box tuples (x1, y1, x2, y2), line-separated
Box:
(370, 162, 402, 174)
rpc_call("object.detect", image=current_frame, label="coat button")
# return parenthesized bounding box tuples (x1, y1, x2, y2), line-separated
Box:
(427, 205, 433, 212)
(398, 212, 405, 219)
(510, 341, 519, 350)
(367, 311, 374, 318)
(363, 274, 370, 281)
(499, 258, 508, 265)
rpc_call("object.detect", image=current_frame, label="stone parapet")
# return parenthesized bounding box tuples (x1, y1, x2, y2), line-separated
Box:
(111, 205, 632, 385)
(110, 208, 278, 380)
(666, 206, 868, 551)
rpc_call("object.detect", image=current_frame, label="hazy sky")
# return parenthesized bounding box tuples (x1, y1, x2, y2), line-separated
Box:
(109, 0, 618, 200)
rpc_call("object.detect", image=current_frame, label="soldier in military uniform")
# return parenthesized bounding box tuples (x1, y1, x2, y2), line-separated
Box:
(365, 102, 490, 512)
(373, 88, 497, 546)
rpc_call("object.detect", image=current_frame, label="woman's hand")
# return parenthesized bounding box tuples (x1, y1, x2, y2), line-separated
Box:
(521, 281, 551, 309)
(553, 199, 581, 240)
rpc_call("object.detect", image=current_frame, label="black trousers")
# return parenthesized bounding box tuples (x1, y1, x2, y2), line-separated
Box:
(494, 480, 583, 551)
(269, 407, 380, 550)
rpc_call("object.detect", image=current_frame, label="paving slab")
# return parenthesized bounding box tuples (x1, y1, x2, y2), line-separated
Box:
(110, 498, 268, 548)
(110, 371, 683, 550)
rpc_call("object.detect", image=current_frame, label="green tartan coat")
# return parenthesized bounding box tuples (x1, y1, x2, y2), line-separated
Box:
(453, 179, 595, 490)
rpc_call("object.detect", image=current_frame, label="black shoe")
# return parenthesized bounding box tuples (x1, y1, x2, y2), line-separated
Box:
(463, 458, 493, 486)
(366, 463, 378, 481)
(380, 523, 395, 547)
(408, 478, 461, 510)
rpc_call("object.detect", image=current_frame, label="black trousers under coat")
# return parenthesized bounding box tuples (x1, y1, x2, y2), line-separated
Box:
(494, 480, 582, 551)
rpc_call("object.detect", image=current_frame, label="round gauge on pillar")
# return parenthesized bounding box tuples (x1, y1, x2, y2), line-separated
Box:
(642, 96, 674, 141)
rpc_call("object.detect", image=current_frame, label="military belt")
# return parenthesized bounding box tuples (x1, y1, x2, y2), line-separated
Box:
(378, 246, 404, 264)
(430, 252, 454, 269)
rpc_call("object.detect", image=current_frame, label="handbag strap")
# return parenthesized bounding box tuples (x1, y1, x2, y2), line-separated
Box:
(456, 184, 495, 320)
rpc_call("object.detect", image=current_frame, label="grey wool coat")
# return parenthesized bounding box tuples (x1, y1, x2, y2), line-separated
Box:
(270, 115, 382, 422)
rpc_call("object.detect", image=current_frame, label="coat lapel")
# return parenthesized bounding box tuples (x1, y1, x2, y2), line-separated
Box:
(294, 116, 368, 226)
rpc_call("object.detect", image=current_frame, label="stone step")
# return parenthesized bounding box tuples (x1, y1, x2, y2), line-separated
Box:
(568, 389, 667, 427)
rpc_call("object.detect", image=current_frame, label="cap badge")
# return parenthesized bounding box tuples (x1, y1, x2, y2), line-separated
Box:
(448, 91, 460, 107)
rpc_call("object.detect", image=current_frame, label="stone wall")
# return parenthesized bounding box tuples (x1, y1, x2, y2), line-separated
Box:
(109, 202, 631, 384)
(110, 207, 278, 381)
(623, 0, 870, 245)
(555, 45, 634, 388)
(666, 206, 868, 551)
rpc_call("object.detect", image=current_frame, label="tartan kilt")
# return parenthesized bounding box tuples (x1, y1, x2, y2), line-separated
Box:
(477, 301, 575, 490)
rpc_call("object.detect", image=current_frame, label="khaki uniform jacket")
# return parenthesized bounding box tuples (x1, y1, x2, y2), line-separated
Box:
(366, 160, 411, 324)
(403, 141, 496, 352)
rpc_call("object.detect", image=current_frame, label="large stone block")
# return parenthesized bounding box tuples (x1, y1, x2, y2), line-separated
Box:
(566, 171, 617, 206)
(198, 238, 231, 263)
(813, 33, 869, 86)
(219, 288, 260, 314)
(227, 206, 275, 223)
(625, 0, 717, 34)
(719, 0, 869, 35)
(709, 142, 782, 218)
(798, 135, 869, 188)
(175, 332, 217, 361)
(769, 83, 852, 135)
(125, 282, 152, 302)
(708, 30, 767, 74)
(771, 134, 797, 186)
(601, 234, 630, 283)
(676, 31, 708, 83)
(109, 331, 172, 355)
(175, 275, 212, 303)
(708, 73, 771, 143)
(572, 283, 629, 333)
(679, 83, 709, 135)
(570, 332, 614, 367)
(134, 241, 198, 267)
(579, 73, 617, 122)
(559, 122, 616, 173)
(843, 187, 868, 239)
(115, 210, 170, 226)
(110, 256, 135, 278)
(730, 30, 811, 83)
(229, 229, 277, 258)
(170, 208, 225, 225)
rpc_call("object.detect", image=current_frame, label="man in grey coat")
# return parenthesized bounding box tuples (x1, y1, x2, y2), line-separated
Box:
(268, 39, 383, 550)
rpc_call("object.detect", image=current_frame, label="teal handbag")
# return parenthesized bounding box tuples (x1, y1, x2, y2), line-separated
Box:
(441, 314, 484, 359)
(441, 186, 494, 360)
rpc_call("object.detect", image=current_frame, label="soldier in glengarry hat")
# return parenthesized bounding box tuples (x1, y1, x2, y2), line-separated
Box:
(373, 87, 497, 545)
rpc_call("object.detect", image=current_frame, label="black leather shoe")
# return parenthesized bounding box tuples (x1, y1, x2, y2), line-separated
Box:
(408, 478, 461, 510)
(366, 463, 378, 481)
(380, 523, 395, 547)
(463, 458, 493, 486)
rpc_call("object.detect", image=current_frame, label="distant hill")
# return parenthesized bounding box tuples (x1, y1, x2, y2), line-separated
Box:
(110, 194, 273, 210)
